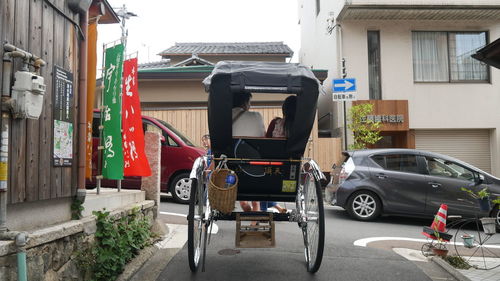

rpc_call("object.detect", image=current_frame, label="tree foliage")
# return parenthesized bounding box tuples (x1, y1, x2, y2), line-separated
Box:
(347, 103, 382, 150)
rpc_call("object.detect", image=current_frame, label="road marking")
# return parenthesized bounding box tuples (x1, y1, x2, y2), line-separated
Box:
(159, 211, 218, 234)
(160, 211, 187, 217)
(156, 224, 188, 249)
(354, 237, 429, 247)
(354, 236, 500, 249)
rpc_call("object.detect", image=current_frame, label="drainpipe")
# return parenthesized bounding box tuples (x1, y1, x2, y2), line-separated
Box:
(15, 232, 28, 281)
(77, 12, 89, 203)
(0, 49, 15, 234)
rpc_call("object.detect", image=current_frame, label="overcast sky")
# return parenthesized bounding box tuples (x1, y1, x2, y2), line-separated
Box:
(97, 0, 300, 65)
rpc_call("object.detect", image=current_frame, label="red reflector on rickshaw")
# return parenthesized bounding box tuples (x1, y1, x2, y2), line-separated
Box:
(249, 161, 283, 166)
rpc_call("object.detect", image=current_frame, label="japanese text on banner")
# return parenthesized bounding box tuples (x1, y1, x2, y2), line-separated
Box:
(122, 58, 151, 176)
(102, 44, 124, 180)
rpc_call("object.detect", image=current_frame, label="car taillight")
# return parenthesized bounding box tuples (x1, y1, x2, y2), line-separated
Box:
(339, 157, 355, 184)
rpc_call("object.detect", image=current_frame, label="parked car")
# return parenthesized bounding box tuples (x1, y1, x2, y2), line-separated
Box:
(86, 111, 205, 204)
(326, 149, 500, 229)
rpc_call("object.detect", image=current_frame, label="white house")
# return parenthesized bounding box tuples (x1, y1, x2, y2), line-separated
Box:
(299, 0, 500, 175)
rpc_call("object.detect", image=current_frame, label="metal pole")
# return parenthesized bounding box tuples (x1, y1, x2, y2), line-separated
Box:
(0, 113, 9, 233)
(97, 42, 106, 195)
(0, 50, 12, 234)
(343, 101, 347, 150)
(342, 58, 348, 150)
(117, 4, 128, 192)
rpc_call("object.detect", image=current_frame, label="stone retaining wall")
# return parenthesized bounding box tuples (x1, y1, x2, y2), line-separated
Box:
(0, 201, 156, 281)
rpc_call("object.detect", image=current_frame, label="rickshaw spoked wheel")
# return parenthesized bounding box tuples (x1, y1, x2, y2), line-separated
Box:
(299, 172, 325, 273)
(188, 176, 206, 272)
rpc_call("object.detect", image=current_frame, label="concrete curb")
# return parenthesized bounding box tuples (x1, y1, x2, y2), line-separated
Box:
(116, 244, 157, 281)
(117, 223, 188, 281)
(430, 256, 471, 281)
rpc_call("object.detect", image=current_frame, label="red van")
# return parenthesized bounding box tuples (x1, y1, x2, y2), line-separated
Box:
(86, 111, 205, 203)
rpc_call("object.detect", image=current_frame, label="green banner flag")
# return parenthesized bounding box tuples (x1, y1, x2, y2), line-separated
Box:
(102, 44, 124, 179)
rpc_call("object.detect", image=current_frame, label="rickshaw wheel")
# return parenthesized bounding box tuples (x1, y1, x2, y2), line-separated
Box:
(300, 173, 325, 273)
(188, 176, 206, 272)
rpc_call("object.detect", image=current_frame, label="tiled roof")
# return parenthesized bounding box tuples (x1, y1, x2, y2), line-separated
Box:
(172, 54, 214, 67)
(138, 60, 171, 70)
(138, 65, 214, 73)
(159, 42, 293, 57)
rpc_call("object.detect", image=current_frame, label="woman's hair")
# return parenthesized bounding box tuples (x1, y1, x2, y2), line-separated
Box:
(282, 95, 297, 137)
(232, 91, 252, 109)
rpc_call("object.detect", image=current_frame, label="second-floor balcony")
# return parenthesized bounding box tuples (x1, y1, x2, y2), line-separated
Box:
(337, 0, 500, 21)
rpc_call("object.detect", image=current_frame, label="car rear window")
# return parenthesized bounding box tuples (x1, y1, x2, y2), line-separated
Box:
(371, 155, 386, 168)
(373, 154, 419, 173)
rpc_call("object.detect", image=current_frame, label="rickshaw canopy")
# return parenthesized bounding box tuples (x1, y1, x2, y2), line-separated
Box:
(203, 61, 322, 158)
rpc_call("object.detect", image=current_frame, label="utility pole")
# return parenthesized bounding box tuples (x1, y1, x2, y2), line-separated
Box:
(115, 4, 137, 52)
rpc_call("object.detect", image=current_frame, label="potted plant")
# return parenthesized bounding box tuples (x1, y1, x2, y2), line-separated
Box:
(431, 216, 449, 257)
(461, 234, 475, 248)
(480, 217, 497, 235)
(432, 242, 449, 257)
(461, 187, 491, 211)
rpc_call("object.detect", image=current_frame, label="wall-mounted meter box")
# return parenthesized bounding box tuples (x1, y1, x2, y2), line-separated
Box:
(11, 71, 46, 119)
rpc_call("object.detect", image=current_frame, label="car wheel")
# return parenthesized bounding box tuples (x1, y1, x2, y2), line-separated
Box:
(170, 173, 192, 204)
(492, 205, 500, 231)
(346, 191, 382, 221)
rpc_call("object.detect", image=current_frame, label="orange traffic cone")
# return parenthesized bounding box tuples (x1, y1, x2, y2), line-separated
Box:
(422, 204, 450, 241)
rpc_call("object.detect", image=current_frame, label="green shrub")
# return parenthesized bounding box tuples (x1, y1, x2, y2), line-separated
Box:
(442, 255, 471, 270)
(77, 208, 152, 281)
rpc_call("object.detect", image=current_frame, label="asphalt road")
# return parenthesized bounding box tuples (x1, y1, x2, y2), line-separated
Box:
(156, 197, 444, 281)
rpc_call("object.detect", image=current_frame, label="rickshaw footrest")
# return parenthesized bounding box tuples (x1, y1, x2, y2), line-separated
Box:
(236, 213, 275, 248)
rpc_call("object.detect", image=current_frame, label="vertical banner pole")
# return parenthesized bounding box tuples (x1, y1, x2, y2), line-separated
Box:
(96, 43, 106, 195)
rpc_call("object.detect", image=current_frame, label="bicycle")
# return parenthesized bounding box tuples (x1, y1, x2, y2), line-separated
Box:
(452, 217, 500, 270)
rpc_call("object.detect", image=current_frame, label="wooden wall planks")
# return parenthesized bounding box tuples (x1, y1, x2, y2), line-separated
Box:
(10, 0, 30, 203)
(2, 0, 15, 203)
(38, 0, 55, 200)
(1, 0, 79, 203)
(26, 0, 43, 202)
(142, 107, 342, 172)
(51, 0, 65, 199)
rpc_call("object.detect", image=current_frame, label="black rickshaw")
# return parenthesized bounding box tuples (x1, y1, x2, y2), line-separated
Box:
(188, 61, 326, 273)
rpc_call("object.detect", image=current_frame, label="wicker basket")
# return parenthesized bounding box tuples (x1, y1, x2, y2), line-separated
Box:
(208, 169, 238, 214)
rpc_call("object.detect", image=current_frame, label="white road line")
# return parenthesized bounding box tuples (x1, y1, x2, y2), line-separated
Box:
(354, 236, 500, 249)
(159, 211, 219, 234)
(160, 211, 187, 217)
(156, 224, 188, 249)
(354, 237, 430, 247)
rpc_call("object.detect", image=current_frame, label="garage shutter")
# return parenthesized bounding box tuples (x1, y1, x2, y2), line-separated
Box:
(415, 130, 491, 173)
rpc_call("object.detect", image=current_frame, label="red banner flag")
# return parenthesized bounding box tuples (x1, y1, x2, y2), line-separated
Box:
(122, 58, 151, 176)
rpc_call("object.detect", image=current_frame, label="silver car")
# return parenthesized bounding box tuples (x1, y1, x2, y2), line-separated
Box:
(326, 149, 500, 229)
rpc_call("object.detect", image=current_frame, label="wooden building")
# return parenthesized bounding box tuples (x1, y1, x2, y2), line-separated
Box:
(136, 42, 340, 171)
(0, 0, 118, 230)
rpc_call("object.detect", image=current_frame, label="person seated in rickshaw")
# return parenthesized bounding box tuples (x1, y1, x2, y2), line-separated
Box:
(232, 91, 265, 214)
(259, 95, 297, 213)
(266, 95, 297, 138)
